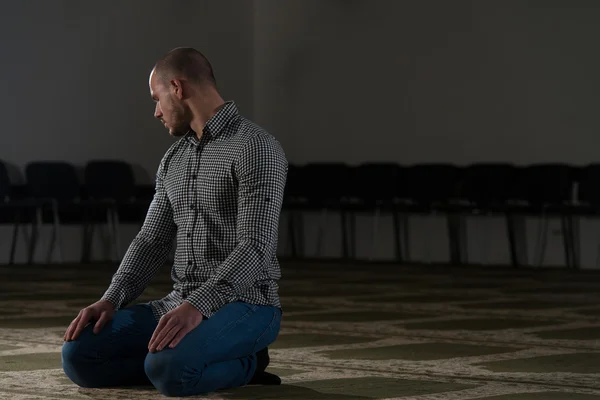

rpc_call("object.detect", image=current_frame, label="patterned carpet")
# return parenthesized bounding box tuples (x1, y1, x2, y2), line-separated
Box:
(2, 260, 600, 399)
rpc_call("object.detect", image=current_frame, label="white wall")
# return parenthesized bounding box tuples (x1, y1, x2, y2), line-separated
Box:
(0, 0, 254, 184)
(254, 0, 600, 268)
(0, 0, 254, 263)
(254, 0, 600, 166)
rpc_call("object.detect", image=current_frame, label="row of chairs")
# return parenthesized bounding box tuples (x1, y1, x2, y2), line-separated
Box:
(1, 160, 598, 267)
(283, 163, 600, 269)
(0, 160, 149, 264)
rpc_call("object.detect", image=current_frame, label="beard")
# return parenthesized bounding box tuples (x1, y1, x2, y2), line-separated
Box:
(165, 102, 191, 137)
(169, 122, 190, 137)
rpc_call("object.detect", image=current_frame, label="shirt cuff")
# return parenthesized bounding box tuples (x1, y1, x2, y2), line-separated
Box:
(184, 282, 233, 318)
(101, 284, 128, 310)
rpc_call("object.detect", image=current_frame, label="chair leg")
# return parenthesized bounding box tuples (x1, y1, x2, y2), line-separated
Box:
(446, 213, 462, 264)
(286, 210, 297, 258)
(28, 207, 43, 265)
(516, 215, 529, 266)
(296, 211, 305, 258)
(423, 211, 435, 264)
(47, 201, 61, 264)
(106, 207, 120, 262)
(53, 201, 63, 263)
(569, 215, 580, 269)
(46, 218, 56, 264)
(402, 213, 411, 262)
(480, 215, 488, 265)
(369, 204, 381, 261)
(392, 210, 403, 262)
(113, 206, 122, 261)
(534, 212, 549, 267)
(22, 212, 33, 263)
(315, 208, 328, 257)
(459, 214, 469, 264)
(81, 207, 91, 263)
(595, 219, 600, 269)
(506, 213, 519, 267)
(340, 209, 348, 259)
(349, 211, 357, 259)
(9, 209, 20, 265)
(560, 214, 571, 269)
(87, 223, 96, 262)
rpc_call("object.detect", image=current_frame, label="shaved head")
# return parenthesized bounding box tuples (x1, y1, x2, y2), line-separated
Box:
(149, 47, 225, 139)
(153, 47, 216, 88)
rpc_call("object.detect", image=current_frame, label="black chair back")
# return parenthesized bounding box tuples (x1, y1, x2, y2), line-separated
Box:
(84, 160, 136, 202)
(0, 161, 11, 200)
(578, 164, 600, 205)
(284, 164, 306, 200)
(301, 163, 353, 204)
(514, 163, 575, 207)
(26, 161, 81, 201)
(405, 163, 461, 205)
(460, 163, 517, 206)
(353, 163, 402, 204)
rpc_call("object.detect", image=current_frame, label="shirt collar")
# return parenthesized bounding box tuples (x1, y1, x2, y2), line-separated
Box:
(186, 101, 238, 144)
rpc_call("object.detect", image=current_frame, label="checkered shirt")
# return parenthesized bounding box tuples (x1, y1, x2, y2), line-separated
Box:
(101, 101, 287, 320)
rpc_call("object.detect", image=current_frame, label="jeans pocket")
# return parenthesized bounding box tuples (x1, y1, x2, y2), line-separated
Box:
(252, 308, 281, 353)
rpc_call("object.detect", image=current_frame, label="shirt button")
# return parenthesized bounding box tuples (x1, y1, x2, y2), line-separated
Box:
(190, 204, 195, 210)
(191, 174, 197, 180)
(188, 260, 192, 266)
(187, 232, 191, 238)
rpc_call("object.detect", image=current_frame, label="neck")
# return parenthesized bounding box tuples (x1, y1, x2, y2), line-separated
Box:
(189, 93, 225, 139)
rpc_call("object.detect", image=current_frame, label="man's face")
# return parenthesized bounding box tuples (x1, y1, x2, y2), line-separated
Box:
(149, 69, 191, 137)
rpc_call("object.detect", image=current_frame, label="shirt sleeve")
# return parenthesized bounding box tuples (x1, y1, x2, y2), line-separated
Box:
(184, 134, 287, 316)
(101, 156, 177, 310)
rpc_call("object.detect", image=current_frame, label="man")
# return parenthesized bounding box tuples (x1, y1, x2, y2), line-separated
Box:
(61, 47, 287, 398)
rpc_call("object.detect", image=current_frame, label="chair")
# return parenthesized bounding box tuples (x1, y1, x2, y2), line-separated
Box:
(0, 161, 36, 264)
(575, 164, 600, 268)
(282, 164, 307, 258)
(458, 163, 519, 266)
(83, 160, 140, 262)
(295, 163, 353, 258)
(25, 161, 84, 264)
(402, 163, 463, 264)
(350, 163, 405, 261)
(510, 163, 577, 268)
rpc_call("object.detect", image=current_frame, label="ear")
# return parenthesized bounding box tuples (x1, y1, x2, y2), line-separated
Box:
(170, 79, 184, 100)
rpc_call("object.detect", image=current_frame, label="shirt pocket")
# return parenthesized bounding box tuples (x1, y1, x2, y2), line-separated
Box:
(198, 173, 237, 214)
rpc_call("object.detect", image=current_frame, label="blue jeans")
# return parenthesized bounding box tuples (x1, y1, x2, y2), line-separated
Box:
(62, 302, 281, 397)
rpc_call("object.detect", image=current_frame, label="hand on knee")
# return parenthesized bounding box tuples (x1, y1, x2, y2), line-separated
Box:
(61, 327, 103, 388)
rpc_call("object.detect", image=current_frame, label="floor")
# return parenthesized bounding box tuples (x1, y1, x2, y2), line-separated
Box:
(2, 260, 600, 399)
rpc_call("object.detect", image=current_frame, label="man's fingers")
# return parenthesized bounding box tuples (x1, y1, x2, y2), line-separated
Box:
(168, 325, 191, 349)
(156, 324, 181, 351)
(93, 311, 110, 334)
(71, 310, 93, 341)
(64, 316, 80, 341)
(148, 317, 168, 350)
(149, 316, 173, 352)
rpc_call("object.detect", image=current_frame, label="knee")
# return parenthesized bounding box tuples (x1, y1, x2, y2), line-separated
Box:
(61, 327, 103, 388)
(144, 350, 200, 397)
(144, 351, 185, 397)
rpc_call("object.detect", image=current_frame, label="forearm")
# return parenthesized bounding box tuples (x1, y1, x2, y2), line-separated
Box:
(101, 155, 176, 309)
(102, 231, 174, 309)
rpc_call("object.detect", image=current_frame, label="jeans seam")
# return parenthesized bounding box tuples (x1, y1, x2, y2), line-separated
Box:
(252, 308, 280, 353)
(208, 305, 257, 345)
